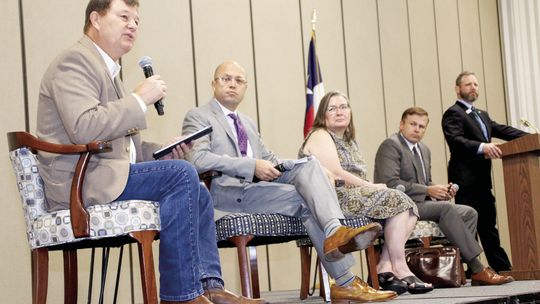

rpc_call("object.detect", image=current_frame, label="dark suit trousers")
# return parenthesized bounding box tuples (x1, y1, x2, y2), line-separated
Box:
(455, 188, 512, 272)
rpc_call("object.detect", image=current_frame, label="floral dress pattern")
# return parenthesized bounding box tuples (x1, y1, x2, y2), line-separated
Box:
(299, 130, 418, 219)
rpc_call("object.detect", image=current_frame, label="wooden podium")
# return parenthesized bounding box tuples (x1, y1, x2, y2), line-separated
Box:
(499, 133, 540, 280)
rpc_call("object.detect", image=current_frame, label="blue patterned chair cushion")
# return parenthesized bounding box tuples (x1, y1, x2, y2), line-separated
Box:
(10, 147, 160, 249)
(215, 213, 309, 248)
(295, 218, 445, 247)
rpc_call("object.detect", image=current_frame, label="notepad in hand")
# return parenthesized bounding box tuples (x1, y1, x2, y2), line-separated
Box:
(152, 125, 212, 159)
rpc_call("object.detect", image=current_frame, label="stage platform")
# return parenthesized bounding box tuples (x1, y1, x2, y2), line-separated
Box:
(261, 280, 540, 303)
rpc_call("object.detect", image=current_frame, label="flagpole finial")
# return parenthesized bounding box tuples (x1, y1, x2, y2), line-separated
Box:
(311, 9, 317, 31)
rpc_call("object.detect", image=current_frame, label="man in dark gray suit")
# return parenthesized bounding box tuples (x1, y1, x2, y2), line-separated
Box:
(374, 107, 513, 285)
(183, 61, 397, 302)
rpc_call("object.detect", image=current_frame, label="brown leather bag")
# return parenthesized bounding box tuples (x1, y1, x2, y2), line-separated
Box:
(405, 246, 464, 288)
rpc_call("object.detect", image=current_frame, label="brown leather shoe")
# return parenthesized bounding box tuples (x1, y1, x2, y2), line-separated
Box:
(203, 288, 268, 304)
(323, 223, 382, 262)
(331, 277, 397, 303)
(161, 295, 213, 303)
(471, 267, 515, 286)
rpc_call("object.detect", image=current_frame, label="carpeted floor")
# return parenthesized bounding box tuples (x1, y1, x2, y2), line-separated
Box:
(260, 280, 540, 303)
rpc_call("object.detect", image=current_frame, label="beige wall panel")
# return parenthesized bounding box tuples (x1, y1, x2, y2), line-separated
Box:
(23, 0, 87, 133)
(250, 0, 306, 291)
(457, 0, 487, 109)
(408, 0, 447, 184)
(0, 1, 30, 303)
(123, 0, 196, 144)
(251, 0, 306, 159)
(378, 0, 414, 133)
(300, 0, 348, 94)
(434, 0, 463, 113)
(342, 0, 386, 178)
(479, 0, 512, 260)
(191, 0, 257, 121)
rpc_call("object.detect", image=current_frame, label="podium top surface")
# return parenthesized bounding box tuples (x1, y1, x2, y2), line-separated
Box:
(500, 133, 540, 157)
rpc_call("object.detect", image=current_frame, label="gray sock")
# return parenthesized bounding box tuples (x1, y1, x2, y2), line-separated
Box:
(335, 270, 356, 287)
(468, 257, 485, 274)
(324, 219, 342, 238)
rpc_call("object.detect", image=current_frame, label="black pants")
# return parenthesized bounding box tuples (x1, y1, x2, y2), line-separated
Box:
(455, 188, 512, 272)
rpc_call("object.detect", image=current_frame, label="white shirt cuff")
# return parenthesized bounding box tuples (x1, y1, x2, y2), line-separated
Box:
(132, 93, 147, 113)
(477, 143, 484, 155)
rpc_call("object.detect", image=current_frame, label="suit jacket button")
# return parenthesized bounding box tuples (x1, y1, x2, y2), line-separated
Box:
(236, 198, 241, 203)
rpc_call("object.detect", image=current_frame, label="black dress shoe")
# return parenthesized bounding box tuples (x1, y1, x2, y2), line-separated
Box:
(377, 272, 407, 295)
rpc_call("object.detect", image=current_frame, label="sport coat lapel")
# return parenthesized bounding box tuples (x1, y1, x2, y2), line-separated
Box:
(397, 134, 424, 184)
(455, 101, 489, 141)
(80, 36, 122, 99)
(210, 100, 244, 157)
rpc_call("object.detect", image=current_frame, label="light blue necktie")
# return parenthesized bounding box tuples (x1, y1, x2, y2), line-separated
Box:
(470, 106, 489, 141)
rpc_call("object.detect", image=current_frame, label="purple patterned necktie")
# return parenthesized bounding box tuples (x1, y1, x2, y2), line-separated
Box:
(228, 113, 248, 156)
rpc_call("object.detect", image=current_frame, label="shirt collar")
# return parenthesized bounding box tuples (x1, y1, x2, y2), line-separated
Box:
(215, 99, 237, 117)
(399, 132, 418, 152)
(457, 99, 473, 109)
(92, 42, 121, 78)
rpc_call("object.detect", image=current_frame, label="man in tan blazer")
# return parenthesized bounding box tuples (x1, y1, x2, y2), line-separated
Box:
(36, 1, 264, 303)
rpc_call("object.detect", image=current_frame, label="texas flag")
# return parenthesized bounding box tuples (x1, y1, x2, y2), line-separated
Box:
(304, 30, 325, 138)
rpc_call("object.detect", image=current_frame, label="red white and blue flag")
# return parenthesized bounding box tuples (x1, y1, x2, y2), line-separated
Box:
(304, 30, 325, 138)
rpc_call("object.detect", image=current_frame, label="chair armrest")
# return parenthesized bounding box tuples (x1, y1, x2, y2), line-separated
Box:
(199, 170, 222, 189)
(7, 131, 111, 238)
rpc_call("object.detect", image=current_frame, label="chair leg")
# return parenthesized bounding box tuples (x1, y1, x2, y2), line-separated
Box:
(229, 235, 254, 298)
(32, 248, 49, 304)
(317, 259, 325, 298)
(248, 246, 260, 298)
(63, 249, 78, 304)
(420, 236, 432, 248)
(299, 245, 311, 300)
(130, 230, 158, 304)
(365, 245, 379, 290)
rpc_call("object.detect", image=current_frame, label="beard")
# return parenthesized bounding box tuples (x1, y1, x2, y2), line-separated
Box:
(459, 89, 478, 102)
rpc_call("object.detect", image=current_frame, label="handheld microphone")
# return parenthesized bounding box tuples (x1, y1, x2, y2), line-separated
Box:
(252, 160, 296, 183)
(447, 183, 459, 193)
(395, 184, 406, 192)
(275, 160, 296, 172)
(138, 56, 164, 116)
(519, 117, 539, 133)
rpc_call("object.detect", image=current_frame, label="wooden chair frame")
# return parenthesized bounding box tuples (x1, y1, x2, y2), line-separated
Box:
(8, 131, 159, 304)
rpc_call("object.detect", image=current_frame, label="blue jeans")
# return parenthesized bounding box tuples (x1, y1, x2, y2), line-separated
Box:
(115, 160, 222, 301)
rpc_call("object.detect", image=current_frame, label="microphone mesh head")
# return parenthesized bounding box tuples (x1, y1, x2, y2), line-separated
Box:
(138, 56, 153, 68)
(396, 184, 406, 192)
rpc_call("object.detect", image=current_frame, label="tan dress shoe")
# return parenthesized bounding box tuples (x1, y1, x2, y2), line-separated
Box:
(471, 267, 514, 286)
(160, 295, 213, 303)
(323, 223, 382, 262)
(331, 277, 397, 303)
(204, 288, 268, 304)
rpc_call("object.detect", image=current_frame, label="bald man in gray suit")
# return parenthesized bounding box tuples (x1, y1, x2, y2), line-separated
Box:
(183, 61, 397, 302)
(374, 107, 513, 286)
